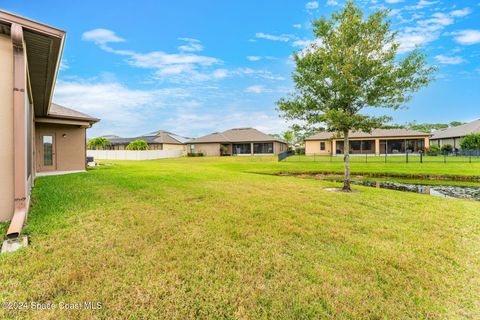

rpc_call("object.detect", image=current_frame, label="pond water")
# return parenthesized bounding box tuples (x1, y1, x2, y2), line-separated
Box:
(277, 173, 480, 201)
(344, 180, 480, 201)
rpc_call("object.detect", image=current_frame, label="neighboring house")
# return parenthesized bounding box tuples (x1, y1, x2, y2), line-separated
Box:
(305, 129, 431, 155)
(430, 119, 480, 149)
(103, 130, 189, 152)
(188, 128, 288, 156)
(0, 11, 98, 238)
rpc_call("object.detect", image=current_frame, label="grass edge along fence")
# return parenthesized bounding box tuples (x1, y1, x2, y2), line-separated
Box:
(278, 150, 480, 163)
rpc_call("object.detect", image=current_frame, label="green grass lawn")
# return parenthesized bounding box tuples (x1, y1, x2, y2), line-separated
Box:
(1, 157, 480, 319)
(284, 154, 480, 165)
(245, 155, 480, 178)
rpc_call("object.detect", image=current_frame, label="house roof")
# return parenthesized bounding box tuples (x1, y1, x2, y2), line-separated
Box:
(305, 128, 431, 140)
(431, 119, 480, 140)
(0, 10, 65, 117)
(47, 103, 99, 123)
(189, 128, 285, 144)
(107, 130, 189, 145)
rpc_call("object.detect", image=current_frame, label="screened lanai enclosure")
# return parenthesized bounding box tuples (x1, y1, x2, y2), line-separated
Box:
(232, 142, 274, 155)
(335, 139, 425, 155)
(379, 139, 425, 154)
(336, 140, 375, 154)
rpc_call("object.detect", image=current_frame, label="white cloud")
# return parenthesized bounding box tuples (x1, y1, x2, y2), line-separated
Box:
(385, 0, 404, 3)
(83, 28, 223, 83)
(405, 0, 438, 10)
(306, 1, 319, 9)
(292, 38, 324, 57)
(293, 24, 302, 29)
(164, 111, 290, 136)
(235, 68, 285, 80)
(246, 56, 276, 61)
(212, 69, 229, 79)
(247, 56, 262, 61)
(54, 79, 191, 136)
(434, 55, 466, 65)
(82, 29, 125, 45)
(292, 39, 313, 47)
(396, 9, 469, 53)
(128, 51, 219, 69)
(60, 60, 69, 71)
(255, 32, 292, 42)
(397, 33, 437, 53)
(450, 8, 471, 17)
(453, 30, 480, 45)
(326, 0, 338, 6)
(177, 38, 204, 52)
(417, 12, 454, 29)
(244, 85, 268, 93)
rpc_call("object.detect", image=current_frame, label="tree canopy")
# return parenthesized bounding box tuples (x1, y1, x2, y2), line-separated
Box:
(87, 137, 110, 150)
(460, 133, 480, 150)
(381, 121, 464, 133)
(126, 140, 149, 150)
(276, 1, 435, 190)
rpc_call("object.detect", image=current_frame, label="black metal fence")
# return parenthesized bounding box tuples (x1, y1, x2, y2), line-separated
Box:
(278, 150, 480, 163)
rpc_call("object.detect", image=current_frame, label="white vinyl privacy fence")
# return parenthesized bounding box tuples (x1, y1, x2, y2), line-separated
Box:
(87, 150, 183, 160)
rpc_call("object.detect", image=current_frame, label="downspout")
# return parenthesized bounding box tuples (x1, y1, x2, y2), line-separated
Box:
(6, 23, 28, 239)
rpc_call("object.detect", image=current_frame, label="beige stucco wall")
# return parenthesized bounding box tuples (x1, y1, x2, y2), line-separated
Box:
(35, 123, 87, 172)
(273, 142, 288, 154)
(163, 143, 186, 151)
(0, 34, 14, 221)
(305, 140, 331, 155)
(190, 143, 221, 156)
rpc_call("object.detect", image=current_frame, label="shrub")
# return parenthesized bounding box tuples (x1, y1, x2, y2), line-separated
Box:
(220, 145, 229, 156)
(188, 152, 205, 157)
(460, 133, 480, 150)
(126, 139, 148, 150)
(87, 137, 110, 150)
(295, 147, 305, 155)
(427, 145, 441, 156)
(441, 144, 453, 153)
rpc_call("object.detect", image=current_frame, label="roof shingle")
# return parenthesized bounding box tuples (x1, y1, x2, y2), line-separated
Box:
(48, 103, 99, 123)
(107, 130, 189, 145)
(431, 119, 480, 140)
(189, 128, 285, 143)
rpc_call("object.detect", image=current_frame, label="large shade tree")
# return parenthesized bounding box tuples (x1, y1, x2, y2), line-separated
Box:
(277, 1, 435, 191)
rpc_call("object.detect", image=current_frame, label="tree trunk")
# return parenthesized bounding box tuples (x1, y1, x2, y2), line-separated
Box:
(343, 130, 351, 192)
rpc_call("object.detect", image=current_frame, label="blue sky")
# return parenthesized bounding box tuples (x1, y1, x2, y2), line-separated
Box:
(2, 0, 480, 138)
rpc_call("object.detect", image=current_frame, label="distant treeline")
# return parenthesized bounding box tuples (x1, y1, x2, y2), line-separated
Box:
(381, 121, 464, 133)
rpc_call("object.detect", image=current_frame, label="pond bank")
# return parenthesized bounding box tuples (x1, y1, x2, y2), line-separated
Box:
(273, 172, 480, 201)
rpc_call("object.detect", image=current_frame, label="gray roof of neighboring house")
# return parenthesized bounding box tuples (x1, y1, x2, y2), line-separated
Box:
(189, 128, 286, 144)
(431, 119, 480, 140)
(107, 130, 189, 146)
(305, 128, 431, 140)
(47, 103, 99, 123)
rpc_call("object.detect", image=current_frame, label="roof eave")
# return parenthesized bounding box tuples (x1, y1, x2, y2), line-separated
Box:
(46, 114, 100, 124)
(0, 10, 66, 117)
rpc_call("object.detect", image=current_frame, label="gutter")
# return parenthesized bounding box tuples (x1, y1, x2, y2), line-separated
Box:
(6, 23, 28, 240)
